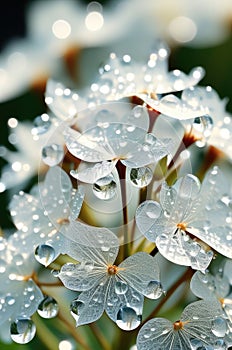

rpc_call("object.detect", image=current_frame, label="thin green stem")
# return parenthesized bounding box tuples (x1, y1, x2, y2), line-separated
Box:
(57, 312, 91, 350)
(32, 313, 60, 350)
(88, 323, 111, 350)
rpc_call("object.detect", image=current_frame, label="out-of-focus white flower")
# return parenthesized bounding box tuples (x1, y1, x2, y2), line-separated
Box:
(9, 166, 84, 266)
(127, 0, 232, 48)
(58, 221, 163, 329)
(136, 300, 226, 350)
(0, 237, 43, 339)
(91, 43, 205, 104)
(136, 167, 232, 271)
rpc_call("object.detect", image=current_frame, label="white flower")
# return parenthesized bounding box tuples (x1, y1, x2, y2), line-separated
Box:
(190, 267, 232, 346)
(136, 300, 226, 350)
(9, 166, 84, 266)
(92, 42, 204, 103)
(58, 221, 163, 329)
(136, 166, 232, 271)
(64, 104, 172, 183)
(0, 237, 43, 327)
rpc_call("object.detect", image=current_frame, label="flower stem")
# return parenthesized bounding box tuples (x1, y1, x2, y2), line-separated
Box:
(32, 313, 60, 350)
(57, 311, 91, 350)
(88, 323, 111, 350)
(141, 268, 194, 326)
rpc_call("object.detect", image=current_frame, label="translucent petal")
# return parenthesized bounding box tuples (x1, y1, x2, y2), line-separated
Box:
(14, 280, 43, 319)
(118, 252, 162, 298)
(39, 166, 73, 223)
(190, 270, 230, 301)
(164, 175, 201, 223)
(189, 225, 232, 259)
(70, 278, 108, 326)
(224, 259, 232, 285)
(70, 160, 117, 184)
(137, 93, 208, 120)
(69, 186, 85, 220)
(137, 317, 174, 350)
(105, 277, 143, 328)
(58, 261, 105, 291)
(9, 192, 49, 234)
(45, 80, 86, 121)
(63, 221, 119, 266)
(64, 127, 113, 162)
(136, 200, 163, 240)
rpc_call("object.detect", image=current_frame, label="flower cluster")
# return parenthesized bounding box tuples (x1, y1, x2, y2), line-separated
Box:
(1, 41, 232, 350)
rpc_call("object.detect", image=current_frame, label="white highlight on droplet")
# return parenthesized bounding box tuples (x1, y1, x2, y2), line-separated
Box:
(169, 16, 197, 43)
(12, 161, 22, 172)
(85, 12, 104, 31)
(8, 118, 18, 128)
(59, 340, 73, 350)
(52, 20, 71, 39)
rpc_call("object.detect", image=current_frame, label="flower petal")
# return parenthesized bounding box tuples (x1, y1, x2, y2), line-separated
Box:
(118, 252, 162, 298)
(63, 221, 119, 266)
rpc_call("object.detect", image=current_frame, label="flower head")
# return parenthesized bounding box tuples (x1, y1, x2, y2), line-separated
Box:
(58, 221, 163, 329)
(9, 166, 84, 266)
(136, 166, 232, 271)
(136, 300, 226, 350)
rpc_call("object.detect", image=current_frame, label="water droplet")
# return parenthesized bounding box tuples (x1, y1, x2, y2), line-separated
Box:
(115, 281, 128, 295)
(35, 244, 56, 266)
(116, 306, 141, 330)
(32, 115, 51, 135)
(130, 167, 153, 188)
(37, 296, 59, 319)
(214, 339, 228, 350)
(145, 280, 163, 299)
(70, 299, 85, 324)
(212, 317, 227, 337)
(190, 338, 208, 350)
(10, 318, 36, 344)
(42, 144, 64, 166)
(193, 115, 213, 147)
(5, 295, 15, 306)
(189, 242, 201, 257)
(93, 174, 117, 200)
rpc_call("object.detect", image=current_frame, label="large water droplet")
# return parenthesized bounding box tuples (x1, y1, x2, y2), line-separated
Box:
(212, 317, 227, 337)
(116, 307, 141, 330)
(32, 114, 51, 136)
(193, 115, 213, 147)
(37, 296, 59, 319)
(35, 244, 56, 266)
(70, 299, 85, 324)
(10, 318, 36, 344)
(130, 167, 153, 188)
(0, 258, 6, 273)
(115, 281, 128, 295)
(145, 280, 163, 299)
(42, 144, 64, 166)
(93, 174, 117, 200)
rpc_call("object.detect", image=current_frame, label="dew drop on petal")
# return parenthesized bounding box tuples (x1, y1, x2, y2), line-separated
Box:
(0, 258, 6, 273)
(145, 280, 163, 299)
(34, 244, 56, 266)
(115, 281, 128, 295)
(32, 115, 51, 136)
(5, 295, 16, 306)
(93, 174, 117, 200)
(130, 167, 153, 188)
(213, 339, 228, 350)
(70, 299, 85, 324)
(42, 144, 64, 166)
(37, 296, 59, 319)
(116, 306, 141, 330)
(212, 317, 227, 337)
(10, 318, 36, 344)
(193, 115, 213, 147)
(190, 338, 208, 350)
